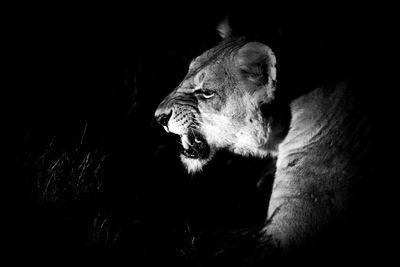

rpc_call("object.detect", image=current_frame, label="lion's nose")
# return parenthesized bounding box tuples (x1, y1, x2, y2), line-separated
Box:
(155, 110, 172, 127)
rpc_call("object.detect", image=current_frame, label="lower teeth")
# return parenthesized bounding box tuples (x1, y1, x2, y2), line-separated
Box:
(180, 131, 209, 159)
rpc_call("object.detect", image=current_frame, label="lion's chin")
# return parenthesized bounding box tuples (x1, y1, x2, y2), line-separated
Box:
(176, 129, 214, 173)
(180, 146, 215, 174)
(180, 155, 209, 174)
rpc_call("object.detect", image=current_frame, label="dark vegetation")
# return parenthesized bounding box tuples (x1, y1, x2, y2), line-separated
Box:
(12, 3, 391, 266)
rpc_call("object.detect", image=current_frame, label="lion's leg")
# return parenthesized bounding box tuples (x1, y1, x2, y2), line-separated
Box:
(261, 170, 339, 251)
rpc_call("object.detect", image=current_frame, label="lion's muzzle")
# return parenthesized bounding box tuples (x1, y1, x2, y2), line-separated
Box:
(155, 90, 210, 160)
(154, 91, 176, 132)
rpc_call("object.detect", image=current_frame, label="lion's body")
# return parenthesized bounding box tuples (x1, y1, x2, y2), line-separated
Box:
(155, 31, 373, 258)
(264, 82, 370, 250)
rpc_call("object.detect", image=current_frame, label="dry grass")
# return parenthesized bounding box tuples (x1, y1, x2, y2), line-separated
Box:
(33, 139, 104, 205)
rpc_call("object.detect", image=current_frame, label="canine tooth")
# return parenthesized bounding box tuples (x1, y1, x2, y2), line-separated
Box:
(163, 126, 170, 133)
(181, 134, 190, 149)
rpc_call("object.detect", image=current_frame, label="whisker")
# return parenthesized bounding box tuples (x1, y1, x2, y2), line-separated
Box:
(175, 139, 183, 146)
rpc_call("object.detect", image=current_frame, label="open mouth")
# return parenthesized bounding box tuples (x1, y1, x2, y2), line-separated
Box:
(180, 130, 210, 159)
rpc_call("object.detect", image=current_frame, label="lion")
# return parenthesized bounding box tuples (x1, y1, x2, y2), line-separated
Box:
(154, 19, 373, 260)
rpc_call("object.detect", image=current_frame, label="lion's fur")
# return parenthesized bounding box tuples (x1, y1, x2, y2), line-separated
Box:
(155, 33, 372, 255)
(264, 82, 370, 250)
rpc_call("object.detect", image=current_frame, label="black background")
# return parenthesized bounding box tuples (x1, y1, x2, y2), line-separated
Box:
(11, 3, 392, 266)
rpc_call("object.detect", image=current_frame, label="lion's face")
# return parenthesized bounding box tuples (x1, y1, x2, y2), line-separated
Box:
(155, 39, 280, 173)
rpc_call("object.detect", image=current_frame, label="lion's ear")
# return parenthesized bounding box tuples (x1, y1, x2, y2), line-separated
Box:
(216, 16, 232, 39)
(234, 42, 277, 88)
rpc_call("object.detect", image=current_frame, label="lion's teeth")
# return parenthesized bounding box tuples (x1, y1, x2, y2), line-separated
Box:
(163, 126, 170, 133)
(181, 134, 190, 149)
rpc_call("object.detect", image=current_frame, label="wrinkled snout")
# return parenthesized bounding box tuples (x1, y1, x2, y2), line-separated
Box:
(154, 92, 175, 128)
(154, 109, 172, 127)
(155, 87, 200, 135)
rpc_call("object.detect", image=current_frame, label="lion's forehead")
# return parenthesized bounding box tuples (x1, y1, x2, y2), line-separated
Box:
(175, 40, 248, 105)
(188, 44, 235, 76)
(180, 61, 227, 90)
(189, 47, 222, 69)
(182, 38, 249, 91)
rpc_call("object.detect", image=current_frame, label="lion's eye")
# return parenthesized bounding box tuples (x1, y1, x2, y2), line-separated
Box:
(197, 89, 215, 99)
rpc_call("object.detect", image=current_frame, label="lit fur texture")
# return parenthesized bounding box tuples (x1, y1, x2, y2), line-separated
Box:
(155, 37, 371, 253)
(263, 83, 370, 251)
(155, 39, 279, 173)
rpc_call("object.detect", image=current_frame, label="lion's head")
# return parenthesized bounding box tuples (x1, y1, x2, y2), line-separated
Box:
(155, 34, 286, 173)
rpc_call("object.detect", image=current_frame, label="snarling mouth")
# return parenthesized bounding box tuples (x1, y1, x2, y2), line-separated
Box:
(179, 130, 210, 159)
